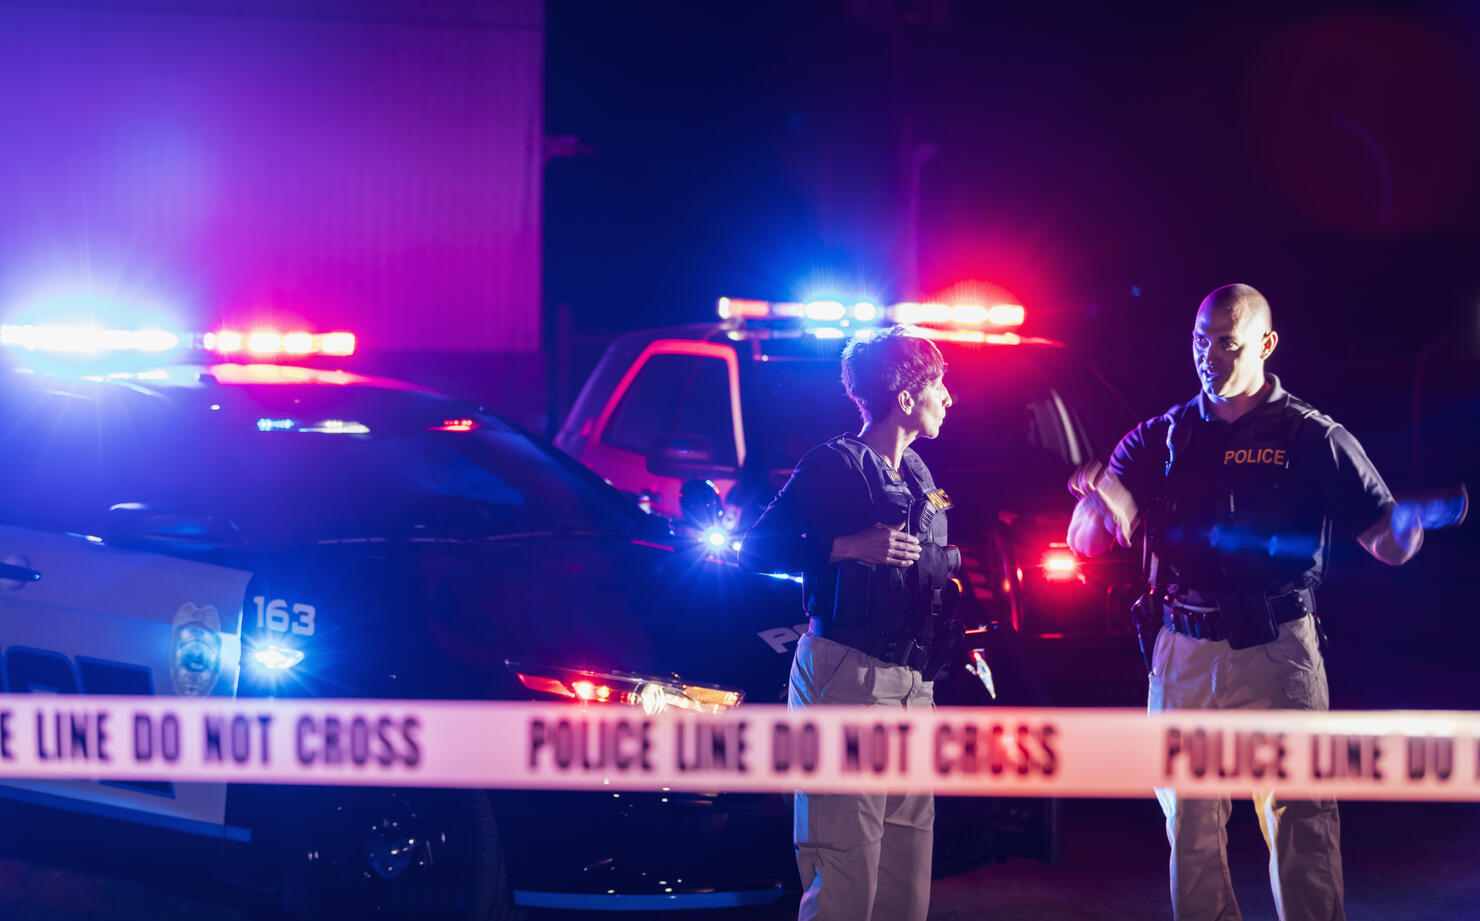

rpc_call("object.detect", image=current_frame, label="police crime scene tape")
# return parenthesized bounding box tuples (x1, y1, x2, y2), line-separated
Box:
(0, 695, 1477, 800)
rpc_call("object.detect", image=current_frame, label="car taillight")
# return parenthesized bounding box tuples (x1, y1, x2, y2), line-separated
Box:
(429, 418, 479, 432)
(509, 662, 743, 715)
(1040, 545, 1081, 582)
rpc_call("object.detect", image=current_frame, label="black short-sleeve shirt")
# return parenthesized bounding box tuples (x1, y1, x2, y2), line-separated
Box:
(1107, 375, 1393, 595)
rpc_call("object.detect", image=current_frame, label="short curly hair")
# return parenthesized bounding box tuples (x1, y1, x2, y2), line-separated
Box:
(840, 325, 946, 425)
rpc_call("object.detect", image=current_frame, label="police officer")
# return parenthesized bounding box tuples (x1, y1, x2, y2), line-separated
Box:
(1068, 284, 1424, 921)
(740, 325, 956, 921)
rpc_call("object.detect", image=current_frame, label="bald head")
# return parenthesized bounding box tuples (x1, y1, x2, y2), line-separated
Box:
(1192, 283, 1278, 403)
(1201, 283, 1272, 336)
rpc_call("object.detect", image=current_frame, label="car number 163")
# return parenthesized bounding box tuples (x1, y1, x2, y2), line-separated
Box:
(252, 596, 316, 636)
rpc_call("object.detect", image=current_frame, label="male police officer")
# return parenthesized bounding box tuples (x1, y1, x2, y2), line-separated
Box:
(740, 325, 956, 921)
(1068, 284, 1423, 921)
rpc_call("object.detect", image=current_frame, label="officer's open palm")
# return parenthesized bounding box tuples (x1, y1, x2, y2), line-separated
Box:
(832, 522, 921, 567)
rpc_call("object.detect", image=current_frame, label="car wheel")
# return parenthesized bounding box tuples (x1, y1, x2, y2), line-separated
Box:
(282, 788, 521, 921)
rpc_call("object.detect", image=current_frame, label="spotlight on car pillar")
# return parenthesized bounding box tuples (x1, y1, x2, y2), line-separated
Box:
(252, 644, 306, 671)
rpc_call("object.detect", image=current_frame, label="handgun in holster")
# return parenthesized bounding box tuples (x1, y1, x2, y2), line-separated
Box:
(1130, 592, 1164, 675)
(909, 493, 965, 679)
(1134, 508, 1168, 675)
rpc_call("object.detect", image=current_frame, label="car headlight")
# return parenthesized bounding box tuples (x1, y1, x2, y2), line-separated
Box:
(506, 661, 743, 715)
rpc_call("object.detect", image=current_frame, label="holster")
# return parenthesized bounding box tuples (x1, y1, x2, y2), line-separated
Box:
(1214, 590, 1280, 650)
(1130, 593, 1164, 673)
(920, 606, 965, 679)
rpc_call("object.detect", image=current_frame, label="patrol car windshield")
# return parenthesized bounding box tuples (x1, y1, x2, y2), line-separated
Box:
(756, 345, 1130, 492)
(0, 374, 646, 550)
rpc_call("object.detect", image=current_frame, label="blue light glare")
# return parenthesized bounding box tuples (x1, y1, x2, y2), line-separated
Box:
(252, 645, 305, 671)
(704, 528, 728, 548)
(256, 417, 296, 431)
(803, 300, 846, 321)
(0, 324, 180, 352)
(1203, 526, 1318, 559)
(297, 419, 371, 434)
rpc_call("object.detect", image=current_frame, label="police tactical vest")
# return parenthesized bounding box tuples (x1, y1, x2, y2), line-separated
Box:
(1152, 395, 1328, 595)
(828, 436, 961, 652)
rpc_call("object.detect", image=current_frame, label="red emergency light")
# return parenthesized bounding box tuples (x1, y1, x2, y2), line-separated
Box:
(204, 329, 355, 358)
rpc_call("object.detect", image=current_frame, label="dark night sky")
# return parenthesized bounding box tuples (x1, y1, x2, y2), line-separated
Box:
(544, 0, 1480, 371)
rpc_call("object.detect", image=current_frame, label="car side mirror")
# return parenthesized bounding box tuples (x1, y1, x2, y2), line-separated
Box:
(646, 435, 737, 480)
(106, 503, 246, 552)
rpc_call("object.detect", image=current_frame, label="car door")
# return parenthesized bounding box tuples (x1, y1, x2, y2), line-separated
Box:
(576, 340, 746, 520)
(0, 378, 254, 840)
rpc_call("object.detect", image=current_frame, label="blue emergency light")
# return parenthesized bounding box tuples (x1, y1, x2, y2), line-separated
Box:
(1, 323, 355, 359)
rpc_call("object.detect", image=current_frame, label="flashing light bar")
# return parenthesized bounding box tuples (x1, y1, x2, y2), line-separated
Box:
(297, 419, 371, 434)
(2, 324, 356, 359)
(716, 298, 1024, 329)
(204, 329, 356, 358)
(0, 324, 181, 353)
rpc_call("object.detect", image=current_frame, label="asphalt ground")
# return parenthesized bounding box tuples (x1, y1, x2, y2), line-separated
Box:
(4, 796, 1479, 920)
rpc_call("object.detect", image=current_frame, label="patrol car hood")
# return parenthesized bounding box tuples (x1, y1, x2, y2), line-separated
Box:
(235, 537, 804, 707)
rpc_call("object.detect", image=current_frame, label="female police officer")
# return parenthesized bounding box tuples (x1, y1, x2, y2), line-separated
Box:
(1069, 284, 1423, 921)
(740, 325, 954, 921)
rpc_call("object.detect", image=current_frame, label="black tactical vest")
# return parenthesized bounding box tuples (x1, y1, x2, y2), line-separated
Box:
(1151, 395, 1328, 595)
(828, 436, 962, 670)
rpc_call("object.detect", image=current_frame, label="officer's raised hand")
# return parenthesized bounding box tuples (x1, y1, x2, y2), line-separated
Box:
(830, 522, 921, 567)
(1066, 460, 1139, 555)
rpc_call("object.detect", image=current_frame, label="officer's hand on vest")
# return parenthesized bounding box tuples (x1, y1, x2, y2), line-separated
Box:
(830, 522, 921, 568)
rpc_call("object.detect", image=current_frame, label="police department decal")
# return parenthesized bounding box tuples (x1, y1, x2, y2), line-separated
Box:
(171, 602, 223, 696)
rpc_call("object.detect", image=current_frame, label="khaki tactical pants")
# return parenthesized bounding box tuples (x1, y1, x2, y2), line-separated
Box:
(789, 632, 934, 921)
(1149, 614, 1345, 921)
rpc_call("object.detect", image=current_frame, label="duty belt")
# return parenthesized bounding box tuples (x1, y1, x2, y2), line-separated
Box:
(811, 619, 930, 673)
(1162, 587, 1313, 644)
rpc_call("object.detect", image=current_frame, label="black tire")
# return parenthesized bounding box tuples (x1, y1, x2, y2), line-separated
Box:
(280, 788, 521, 921)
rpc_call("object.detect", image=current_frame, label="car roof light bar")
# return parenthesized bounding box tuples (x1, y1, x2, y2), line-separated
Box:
(716, 298, 1024, 329)
(0, 324, 181, 353)
(204, 329, 356, 358)
(2, 324, 356, 359)
(3, 324, 356, 358)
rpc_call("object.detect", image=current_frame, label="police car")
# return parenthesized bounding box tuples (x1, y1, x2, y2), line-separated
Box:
(0, 316, 1047, 919)
(556, 298, 1147, 704)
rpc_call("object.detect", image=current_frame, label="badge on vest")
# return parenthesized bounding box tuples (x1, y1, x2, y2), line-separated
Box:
(925, 488, 954, 511)
(1223, 446, 1288, 467)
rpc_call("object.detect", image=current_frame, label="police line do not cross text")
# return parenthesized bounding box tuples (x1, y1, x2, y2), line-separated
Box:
(0, 696, 1476, 801)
